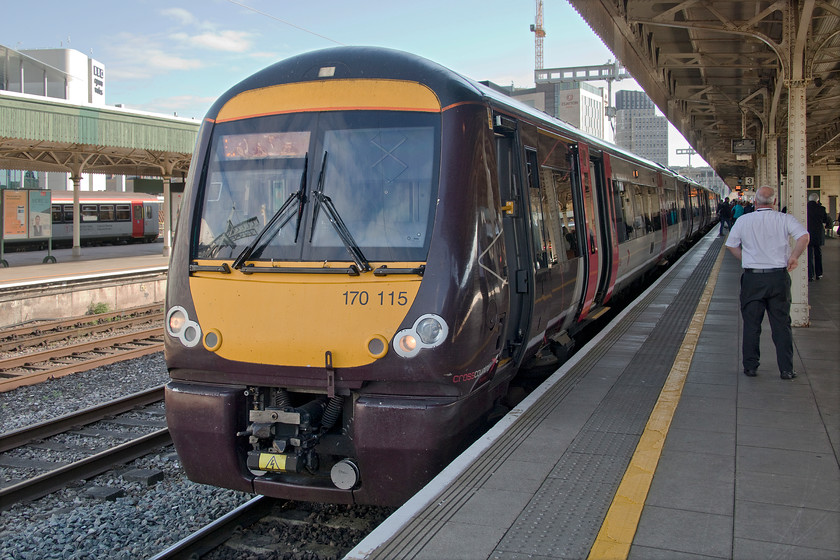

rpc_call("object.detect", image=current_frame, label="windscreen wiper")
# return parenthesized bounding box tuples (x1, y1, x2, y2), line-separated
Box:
(232, 153, 309, 269)
(308, 152, 372, 273)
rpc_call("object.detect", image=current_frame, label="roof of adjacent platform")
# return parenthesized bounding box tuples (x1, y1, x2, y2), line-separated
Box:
(0, 90, 199, 176)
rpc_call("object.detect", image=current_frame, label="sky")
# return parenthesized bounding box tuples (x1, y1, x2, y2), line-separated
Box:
(4, 0, 700, 167)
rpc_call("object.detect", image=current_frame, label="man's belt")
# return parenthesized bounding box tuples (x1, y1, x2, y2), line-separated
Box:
(744, 267, 787, 273)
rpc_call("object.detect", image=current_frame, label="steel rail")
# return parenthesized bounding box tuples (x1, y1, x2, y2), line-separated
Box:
(0, 311, 164, 352)
(0, 304, 163, 339)
(0, 326, 163, 370)
(149, 496, 275, 560)
(0, 339, 164, 392)
(0, 385, 164, 453)
(0, 428, 172, 511)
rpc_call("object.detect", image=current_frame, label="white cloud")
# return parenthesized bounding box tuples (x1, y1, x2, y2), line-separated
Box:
(161, 7, 197, 26)
(189, 30, 253, 53)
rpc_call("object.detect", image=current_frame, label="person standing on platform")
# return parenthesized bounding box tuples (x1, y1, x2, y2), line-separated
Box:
(725, 185, 810, 380)
(732, 200, 744, 222)
(806, 193, 829, 280)
(717, 197, 732, 235)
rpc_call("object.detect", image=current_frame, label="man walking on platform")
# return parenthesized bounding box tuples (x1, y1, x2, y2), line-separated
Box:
(717, 197, 732, 235)
(724, 185, 810, 380)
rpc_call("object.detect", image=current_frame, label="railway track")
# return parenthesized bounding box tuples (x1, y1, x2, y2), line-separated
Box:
(151, 496, 393, 560)
(0, 304, 164, 392)
(0, 386, 168, 511)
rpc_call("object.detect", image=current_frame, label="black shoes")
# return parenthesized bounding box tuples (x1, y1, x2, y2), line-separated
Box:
(744, 369, 757, 377)
(780, 371, 797, 380)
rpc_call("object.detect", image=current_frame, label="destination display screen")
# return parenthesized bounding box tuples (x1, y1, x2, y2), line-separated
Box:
(222, 131, 310, 160)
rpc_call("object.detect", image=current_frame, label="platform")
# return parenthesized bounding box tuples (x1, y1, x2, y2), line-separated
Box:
(0, 243, 169, 328)
(348, 232, 839, 560)
(0, 242, 169, 288)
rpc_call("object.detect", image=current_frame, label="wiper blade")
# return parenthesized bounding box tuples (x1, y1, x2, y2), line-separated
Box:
(232, 153, 309, 269)
(310, 190, 372, 272)
(308, 151, 371, 272)
(292, 152, 309, 243)
(308, 151, 328, 243)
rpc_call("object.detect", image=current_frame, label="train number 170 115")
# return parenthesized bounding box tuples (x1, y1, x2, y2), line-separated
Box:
(342, 291, 408, 306)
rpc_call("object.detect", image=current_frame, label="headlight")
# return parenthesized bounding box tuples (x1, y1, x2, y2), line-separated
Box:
(393, 314, 449, 358)
(166, 306, 202, 348)
(416, 317, 444, 344)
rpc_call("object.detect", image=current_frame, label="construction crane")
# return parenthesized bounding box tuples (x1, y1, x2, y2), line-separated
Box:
(529, 0, 546, 70)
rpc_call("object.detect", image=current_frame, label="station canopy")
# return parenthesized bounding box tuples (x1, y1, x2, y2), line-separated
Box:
(568, 0, 840, 184)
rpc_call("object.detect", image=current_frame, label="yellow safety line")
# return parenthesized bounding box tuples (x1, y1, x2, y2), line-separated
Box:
(588, 246, 725, 560)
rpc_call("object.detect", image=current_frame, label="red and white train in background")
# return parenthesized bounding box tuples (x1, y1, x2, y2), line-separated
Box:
(3, 191, 161, 250)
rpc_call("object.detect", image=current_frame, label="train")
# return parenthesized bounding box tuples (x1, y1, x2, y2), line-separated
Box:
(164, 47, 718, 507)
(1, 191, 161, 250)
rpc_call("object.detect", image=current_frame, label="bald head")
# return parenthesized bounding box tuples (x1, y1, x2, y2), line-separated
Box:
(755, 186, 775, 207)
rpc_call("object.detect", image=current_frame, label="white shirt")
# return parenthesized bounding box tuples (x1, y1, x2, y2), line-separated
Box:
(725, 208, 808, 269)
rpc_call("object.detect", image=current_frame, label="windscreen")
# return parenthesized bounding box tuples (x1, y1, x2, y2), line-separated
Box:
(194, 111, 439, 263)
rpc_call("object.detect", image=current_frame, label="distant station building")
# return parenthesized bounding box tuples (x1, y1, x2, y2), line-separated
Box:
(0, 44, 107, 191)
(674, 166, 731, 197)
(614, 90, 669, 167)
(484, 81, 608, 141)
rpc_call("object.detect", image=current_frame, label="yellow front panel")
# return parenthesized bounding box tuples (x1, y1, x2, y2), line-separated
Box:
(188, 263, 422, 368)
(216, 80, 441, 122)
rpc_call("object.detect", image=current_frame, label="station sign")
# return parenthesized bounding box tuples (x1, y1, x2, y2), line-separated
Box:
(731, 138, 756, 154)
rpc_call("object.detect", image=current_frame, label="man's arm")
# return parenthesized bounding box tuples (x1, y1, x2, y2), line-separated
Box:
(787, 233, 810, 271)
(726, 245, 742, 261)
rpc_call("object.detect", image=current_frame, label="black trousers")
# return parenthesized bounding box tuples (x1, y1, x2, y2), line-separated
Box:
(807, 243, 823, 279)
(740, 270, 793, 373)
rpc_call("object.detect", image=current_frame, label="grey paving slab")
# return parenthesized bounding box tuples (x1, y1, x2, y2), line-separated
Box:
(670, 398, 737, 434)
(680, 380, 737, 400)
(736, 445, 840, 480)
(736, 423, 834, 454)
(629, 545, 727, 560)
(450, 488, 533, 528)
(736, 405, 826, 431)
(734, 501, 840, 551)
(416, 521, 507, 560)
(634, 506, 733, 558)
(732, 538, 840, 560)
(483, 459, 556, 494)
(735, 470, 840, 511)
(663, 426, 736, 456)
(645, 450, 735, 515)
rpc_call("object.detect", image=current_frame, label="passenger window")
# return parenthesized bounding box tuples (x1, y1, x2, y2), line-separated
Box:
(116, 205, 131, 221)
(551, 169, 579, 259)
(82, 205, 98, 222)
(99, 205, 115, 222)
(526, 149, 551, 270)
(52, 205, 63, 224)
(613, 181, 632, 243)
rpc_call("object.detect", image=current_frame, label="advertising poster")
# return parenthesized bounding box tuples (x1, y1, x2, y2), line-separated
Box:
(29, 190, 52, 239)
(2, 190, 28, 239)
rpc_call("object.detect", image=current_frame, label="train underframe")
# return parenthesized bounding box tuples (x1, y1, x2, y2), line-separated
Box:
(165, 370, 510, 506)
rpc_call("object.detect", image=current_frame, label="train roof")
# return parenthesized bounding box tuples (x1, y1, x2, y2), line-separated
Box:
(206, 46, 485, 120)
(49, 191, 162, 203)
(207, 46, 712, 194)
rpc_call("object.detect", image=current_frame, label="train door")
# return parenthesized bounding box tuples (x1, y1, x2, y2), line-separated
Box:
(131, 203, 144, 238)
(494, 118, 533, 363)
(594, 154, 619, 304)
(574, 143, 611, 320)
